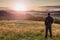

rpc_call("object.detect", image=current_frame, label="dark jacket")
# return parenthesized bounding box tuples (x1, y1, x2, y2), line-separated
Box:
(45, 16, 53, 26)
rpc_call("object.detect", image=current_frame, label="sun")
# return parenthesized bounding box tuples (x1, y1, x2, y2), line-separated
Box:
(12, 3, 27, 11)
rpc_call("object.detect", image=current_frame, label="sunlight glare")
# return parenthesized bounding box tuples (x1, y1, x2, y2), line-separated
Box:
(12, 3, 27, 11)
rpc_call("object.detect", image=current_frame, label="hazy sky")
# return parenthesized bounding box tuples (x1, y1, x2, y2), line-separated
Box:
(0, 0, 60, 10)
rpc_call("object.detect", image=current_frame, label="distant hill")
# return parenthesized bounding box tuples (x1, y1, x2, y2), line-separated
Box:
(0, 9, 60, 20)
(51, 11, 60, 17)
(0, 10, 28, 20)
(0, 10, 14, 20)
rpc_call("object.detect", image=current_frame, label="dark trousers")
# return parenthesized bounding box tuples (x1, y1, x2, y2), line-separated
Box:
(45, 25, 52, 38)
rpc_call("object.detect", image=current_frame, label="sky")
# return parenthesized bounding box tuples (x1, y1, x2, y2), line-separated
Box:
(0, 0, 60, 11)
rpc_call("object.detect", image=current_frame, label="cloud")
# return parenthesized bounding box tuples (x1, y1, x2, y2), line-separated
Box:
(39, 6, 60, 11)
(44, 6, 60, 8)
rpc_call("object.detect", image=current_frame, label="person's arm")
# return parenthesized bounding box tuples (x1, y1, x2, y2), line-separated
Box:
(51, 17, 54, 24)
(45, 17, 47, 26)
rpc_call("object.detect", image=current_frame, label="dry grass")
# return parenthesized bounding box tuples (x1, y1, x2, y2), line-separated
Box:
(0, 20, 60, 40)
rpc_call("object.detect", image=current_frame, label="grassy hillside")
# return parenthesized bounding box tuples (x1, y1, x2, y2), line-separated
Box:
(0, 20, 60, 40)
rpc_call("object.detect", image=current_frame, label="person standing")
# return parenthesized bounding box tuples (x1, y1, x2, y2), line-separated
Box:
(45, 13, 53, 39)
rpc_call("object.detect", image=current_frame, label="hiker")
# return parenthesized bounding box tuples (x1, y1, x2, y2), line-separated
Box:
(45, 13, 53, 39)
